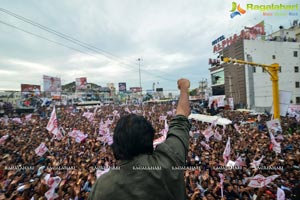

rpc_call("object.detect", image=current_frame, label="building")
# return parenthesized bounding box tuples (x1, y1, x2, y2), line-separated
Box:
(213, 20, 300, 111)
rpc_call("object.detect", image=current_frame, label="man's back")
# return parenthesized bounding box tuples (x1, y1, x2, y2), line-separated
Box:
(89, 115, 191, 200)
(89, 79, 191, 200)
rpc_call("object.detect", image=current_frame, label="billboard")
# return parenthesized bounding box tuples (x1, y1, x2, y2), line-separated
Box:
(21, 84, 41, 98)
(130, 87, 142, 93)
(76, 77, 87, 90)
(43, 75, 61, 92)
(209, 95, 226, 108)
(118, 82, 126, 92)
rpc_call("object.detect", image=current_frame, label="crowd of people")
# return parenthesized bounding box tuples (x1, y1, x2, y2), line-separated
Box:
(0, 102, 299, 200)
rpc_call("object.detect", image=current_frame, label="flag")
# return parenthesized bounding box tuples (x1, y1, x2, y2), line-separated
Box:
(159, 115, 167, 121)
(125, 107, 131, 113)
(202, 127, 214, 141)
(153, 134, 167, 148)
(270, 132, 281, 154)
(35, 143, 48, 156)
(277, 187, 285, 200)
(250, 156, 264, 169)
(210, 118, 218, 128)
(223, 137, 231, 164)
(247, 174, 279, 188)
(222, 125, 226, 135)
(46, 107, 62, 139)
(218, 173, 224, 198)
(25, 114, 32, 122)
(257, 114, 261, 122)
(12, 117, 22, 124)
(68, 130, 87, 143)
(214, 130, 222, 141)
(44, 174, 61, 200)
(82, 112, 94, 123)
(200, 141, 211, 150)
(96, 168, 110, 179)
(235, 156, 246, 167)
(234, 124, 241, 134)
(0, 134, 9, 145)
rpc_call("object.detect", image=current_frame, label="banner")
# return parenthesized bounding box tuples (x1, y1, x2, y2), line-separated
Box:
(76, 77, 87, 90)
(43, 75, 61, 92)
(130, 87, 142, 93)
(118, 82, 127, 92)
(209, 95, 226, 107)
(266, 119, 282, 134)
(228, 97, 234, 110)
(21, 84, 41, 98)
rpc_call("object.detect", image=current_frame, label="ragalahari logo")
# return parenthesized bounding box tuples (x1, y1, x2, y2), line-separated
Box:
(230, 2, 246, 18)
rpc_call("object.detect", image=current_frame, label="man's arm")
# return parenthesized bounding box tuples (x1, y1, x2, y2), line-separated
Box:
(176, 79, 191, 117)
(155, 79, 191, 166)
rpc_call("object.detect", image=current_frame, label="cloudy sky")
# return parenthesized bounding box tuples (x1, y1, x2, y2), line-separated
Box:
(0, 0, 299, 92)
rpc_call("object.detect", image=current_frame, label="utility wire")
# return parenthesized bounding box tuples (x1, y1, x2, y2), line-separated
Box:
(0, 7, 176, 82)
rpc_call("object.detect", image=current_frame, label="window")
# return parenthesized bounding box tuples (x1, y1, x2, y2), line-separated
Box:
(279, 66, 282, 72)
(294, 51, 298, 57)
(262, 68, 266, 73)
(272, 55, 276, 59)
(296, 82, 300, 88)
(296, 97, 300, 104)
(295, 66, 299, 73)
(253, 67, 256, 73)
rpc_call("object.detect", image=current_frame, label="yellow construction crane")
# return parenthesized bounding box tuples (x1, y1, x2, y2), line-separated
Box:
(222, 57, 280, 119)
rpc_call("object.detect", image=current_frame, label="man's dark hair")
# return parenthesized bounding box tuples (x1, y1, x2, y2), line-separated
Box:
(112, 114, 155, 160)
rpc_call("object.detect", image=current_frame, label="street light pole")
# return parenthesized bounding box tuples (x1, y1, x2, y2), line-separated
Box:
(222, 57, 280, 119)
(137, 58, 142, 91)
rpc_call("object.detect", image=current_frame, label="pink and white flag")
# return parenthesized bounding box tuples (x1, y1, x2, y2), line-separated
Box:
(210, 118, 218, 128)
(44, 174, 61, 200)
(223, 137, 231, 165)
(124, 107, 131, 113)
(159, 115, 167, 121)
(214, 130, 222, 141)
(82, 112, 94, 123)
(75, 132, 87, 143)
(12, 118, 22, 124)
(235, 156, 246, 167)
(35, 143, 48, 156)
(270, 132, 281, 154)
(202, 127, 214, 142)
(247, 174, 279, 188)
(234, 124, 241, 134)
(153, 134, 167, 148)
(166, 111, 173, 116)
(96, 168, 110, 179)
(222, 125, 226, 135)
(250, 156, 264, 169)
(0, 134, 9, 145)
(46, 107, 62, 140)
(25, 114, 32, 122)
(218, 173, 224, 198)
(257, 114, 261, 122)
(200, 141, 211, 150)
(277, 187, 285, 200)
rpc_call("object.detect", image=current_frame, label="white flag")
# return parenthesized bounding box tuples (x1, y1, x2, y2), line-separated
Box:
(214, 130, 222, 141)
(277, 187, 285, 200)
(0, 134, 9, 145)
(250, 156, 264, 169)
(44, 174, 61, 200)
(218, 173, 224, 198)
(46, 107, 61, 139)
(35, 143, 48, 156)
(223, 137, 231, 164)
(200, 141, 211, 150)
(202, 127, 214, 142)
(270, 132, 281, 154)
(247, 174, 279, 188)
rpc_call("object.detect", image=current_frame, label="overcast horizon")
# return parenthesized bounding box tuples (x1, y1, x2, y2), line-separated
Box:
(0, 0, 299, 92)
